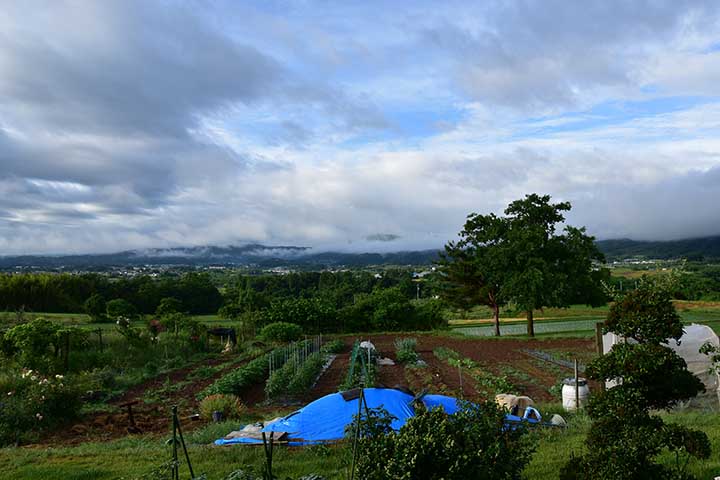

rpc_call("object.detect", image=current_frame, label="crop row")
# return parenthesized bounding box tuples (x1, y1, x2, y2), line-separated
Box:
(198, 340, 312, 398)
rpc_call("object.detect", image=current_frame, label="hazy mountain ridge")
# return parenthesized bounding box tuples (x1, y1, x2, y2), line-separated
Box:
(595, 236, 720, 260)
(0, 244, 440, 269)
(3, 236, 720, 270)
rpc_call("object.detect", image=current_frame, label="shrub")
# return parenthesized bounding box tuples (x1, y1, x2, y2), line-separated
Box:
(320, 339, 344, 354)
(350, 401, 534, 479)
(561, 276, 711, 480)
(106, 299, 138, 320)
(266, 352, 326, 399)
(394, 337, 418, 363)
(0, 369, 82, 446)
(199, 394, 244, 421)
(260, 322, 303, 343)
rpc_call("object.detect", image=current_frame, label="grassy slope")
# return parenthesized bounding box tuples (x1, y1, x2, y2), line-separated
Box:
(1, 411, 718, 479)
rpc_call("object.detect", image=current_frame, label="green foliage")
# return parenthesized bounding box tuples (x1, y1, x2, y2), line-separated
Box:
(562, 276, 711, 480)
(0, 369, 82, 446)
(394, 337, 418, 363)
(442, 194, 605, 336)
(201, 342, 311, 398)
(266, 352, 325, 399)
(260, 322, 303, 343)
(155, 297, 183, 317)
(84, 294, 107, 322)
(319, 339, 344, 354)
(263, 298, 335, 334)
(0, 272, 222, 315)
(433, 347, 515, 396)
(351, 402, 534, 479)
(1, 318, 88, 373)
(199, 394, 244, 421)
(106, 298, 138, 320)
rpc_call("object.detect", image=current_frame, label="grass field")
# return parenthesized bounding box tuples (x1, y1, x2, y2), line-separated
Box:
(1, 409, 718, 479)
(450, 302, 720, 337)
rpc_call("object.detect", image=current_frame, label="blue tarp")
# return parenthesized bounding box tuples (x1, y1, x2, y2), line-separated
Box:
(214, 388, 540, 446)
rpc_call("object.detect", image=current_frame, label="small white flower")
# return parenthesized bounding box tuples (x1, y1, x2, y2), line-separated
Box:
(55, 374, 64, 380)
(31, 375, 37, 381)
(35, 413, 43, 421)
(7, 391, 12, 396)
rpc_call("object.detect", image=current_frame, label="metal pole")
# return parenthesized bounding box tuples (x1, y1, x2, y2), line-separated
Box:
(574, 359, 580, 411)
(172, 406, 179, 480)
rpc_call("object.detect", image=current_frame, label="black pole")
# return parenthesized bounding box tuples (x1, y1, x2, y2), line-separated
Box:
(175, 410, 195, 479)
(172, 406, 179, 480)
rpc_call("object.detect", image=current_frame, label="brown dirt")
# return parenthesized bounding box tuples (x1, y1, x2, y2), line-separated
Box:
(308, 352, 349, 399)
(45, 334, 597, 446)
(41, 351, 257, 445)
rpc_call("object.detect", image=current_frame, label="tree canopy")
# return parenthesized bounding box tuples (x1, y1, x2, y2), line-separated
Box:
(439, 194, 605, 336)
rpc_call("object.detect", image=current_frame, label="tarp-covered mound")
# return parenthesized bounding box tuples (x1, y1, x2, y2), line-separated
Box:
(215, 388, 534, 446)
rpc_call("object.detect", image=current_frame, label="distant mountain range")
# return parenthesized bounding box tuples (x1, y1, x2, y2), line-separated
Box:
(2, 236, 720, 270)
(595, 236, 720, 261)
(0, 244, 441, 270)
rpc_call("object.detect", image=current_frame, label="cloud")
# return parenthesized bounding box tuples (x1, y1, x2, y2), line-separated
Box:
(1, 1, 720, 254)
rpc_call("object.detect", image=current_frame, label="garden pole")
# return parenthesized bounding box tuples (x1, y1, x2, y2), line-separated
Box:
(574, 359, 579, 411)
(172, 406, 179, 480)
(595, 322, 604, 356)
(349, 388, 364, 480)
(458, 365, 464, 399)
(175, 409, 195, 479)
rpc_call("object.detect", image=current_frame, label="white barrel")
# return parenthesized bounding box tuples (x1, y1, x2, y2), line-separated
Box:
(562, 378, 590, 411)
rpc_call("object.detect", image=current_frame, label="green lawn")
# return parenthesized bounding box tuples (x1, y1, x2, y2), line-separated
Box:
(451, 302, 720, 337)
(1, 410, 718, 479)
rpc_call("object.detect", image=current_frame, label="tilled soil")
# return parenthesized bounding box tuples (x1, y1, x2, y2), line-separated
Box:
(46, 334, 595, 445)
(43, 351, 256, 445)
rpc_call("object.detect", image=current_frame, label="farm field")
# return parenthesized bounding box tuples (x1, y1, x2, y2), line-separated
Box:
(1, 332, 718, 479)
(450, 301, 720, 337)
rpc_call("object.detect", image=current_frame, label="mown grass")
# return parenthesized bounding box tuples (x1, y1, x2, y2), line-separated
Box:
(450, 301, 720, 337)
(1, 409, 718, 479)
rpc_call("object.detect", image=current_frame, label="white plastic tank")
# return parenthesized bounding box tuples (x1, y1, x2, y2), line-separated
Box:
(562, 378, 590, 411)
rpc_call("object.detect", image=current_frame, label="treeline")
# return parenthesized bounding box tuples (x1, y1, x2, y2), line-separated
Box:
(0, 273, 222, 315)
(221, 270, 445, 333)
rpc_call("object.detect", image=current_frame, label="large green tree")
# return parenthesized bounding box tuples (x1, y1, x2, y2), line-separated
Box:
(502, 194, 604, 336)
(438, 212, 509, 336)
(441, 194, 605, 337)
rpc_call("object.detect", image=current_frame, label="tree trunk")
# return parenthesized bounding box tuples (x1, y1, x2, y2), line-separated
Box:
(527, 309, 535, 337)
(493, 303, 501, 337)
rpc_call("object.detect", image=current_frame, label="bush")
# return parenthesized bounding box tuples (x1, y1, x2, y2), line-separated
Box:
(0, 369, 82, 446)
(394, 338, 418, 363)
(351, 401, 534, 479)
(561, 276, 711, 480)
(199, 394, 244, 421)
(320, 339, 344, 354)
(260, 322, 303, 343)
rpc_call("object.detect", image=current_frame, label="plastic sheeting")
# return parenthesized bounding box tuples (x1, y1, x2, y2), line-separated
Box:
(214, 388, 536, 446)
(603, 324, 720, 408)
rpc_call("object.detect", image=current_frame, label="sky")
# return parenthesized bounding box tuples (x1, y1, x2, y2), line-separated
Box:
(2, 1, 720, 255)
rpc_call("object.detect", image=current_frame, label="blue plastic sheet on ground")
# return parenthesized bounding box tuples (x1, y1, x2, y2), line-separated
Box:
(214, 388, 540, 446)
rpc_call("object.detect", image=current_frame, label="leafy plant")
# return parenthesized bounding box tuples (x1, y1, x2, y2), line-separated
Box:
(350, 401, 534, 479)
(259, 322, 303, 343)
(0, 369, 82, 446)
(199, 394, 244, 421)
(394, 337, 419, 364)
(560, 276, 711, 480)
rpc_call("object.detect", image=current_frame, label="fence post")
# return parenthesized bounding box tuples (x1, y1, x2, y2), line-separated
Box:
(595, 322, 604, 356)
